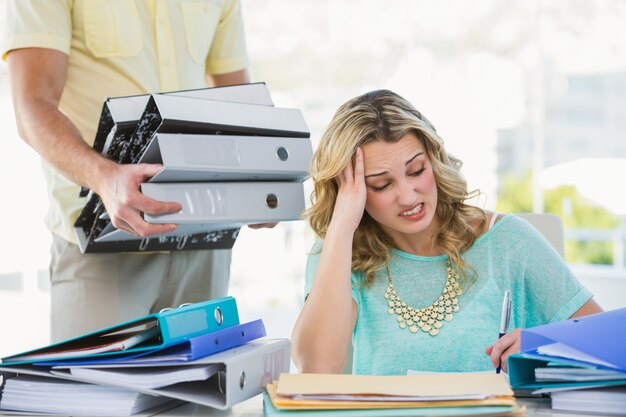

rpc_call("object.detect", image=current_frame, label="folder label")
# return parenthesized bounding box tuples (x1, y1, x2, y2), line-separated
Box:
(164, 309, 211, 339)
(182, 139, 241, 166)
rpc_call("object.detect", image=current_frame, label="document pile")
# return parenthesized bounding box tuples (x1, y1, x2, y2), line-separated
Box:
(0, 297, 290, 416)
(508, 307, 626, 415)
(75, 82, 312, 253)
(264, 373, 525, 417)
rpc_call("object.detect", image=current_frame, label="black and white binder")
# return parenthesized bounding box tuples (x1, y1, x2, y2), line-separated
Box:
(73, 83, 311, 254)
(91, 82, 275, 162)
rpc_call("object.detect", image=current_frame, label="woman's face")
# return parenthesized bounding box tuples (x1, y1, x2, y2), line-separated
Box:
(361, 133, 439, 244)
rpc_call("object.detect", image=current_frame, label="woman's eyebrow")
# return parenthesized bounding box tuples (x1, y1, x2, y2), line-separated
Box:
(365, 152, 425, 179)
(406, 151, 424, 165)
(365, 171, 386, 179)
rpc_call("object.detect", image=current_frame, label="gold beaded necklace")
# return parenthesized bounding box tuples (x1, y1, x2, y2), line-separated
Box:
(384, 260, 462, 336)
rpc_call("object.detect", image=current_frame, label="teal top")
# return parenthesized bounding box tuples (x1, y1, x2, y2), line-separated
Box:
(305, 215, 593, 375)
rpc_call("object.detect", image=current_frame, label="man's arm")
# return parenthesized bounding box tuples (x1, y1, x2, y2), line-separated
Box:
(207, 69, 250, 87)
(7, 48, 181, 237)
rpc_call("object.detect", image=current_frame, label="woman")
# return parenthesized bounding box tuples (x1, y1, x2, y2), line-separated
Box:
(291, 89, 602, 375)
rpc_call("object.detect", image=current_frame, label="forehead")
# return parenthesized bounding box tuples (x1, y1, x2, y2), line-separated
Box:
(362, 133, 426, 172)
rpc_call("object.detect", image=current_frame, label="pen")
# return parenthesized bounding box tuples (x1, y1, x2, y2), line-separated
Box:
(496, 290, 512, 374)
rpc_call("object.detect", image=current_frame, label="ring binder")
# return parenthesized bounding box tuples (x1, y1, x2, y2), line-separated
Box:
(1, 298, 240, 366)
(73, 83, 311, 254)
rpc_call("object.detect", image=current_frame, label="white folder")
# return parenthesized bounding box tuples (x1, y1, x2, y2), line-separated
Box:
(0, 339, 290, 412)
(140, 133, 312, 182)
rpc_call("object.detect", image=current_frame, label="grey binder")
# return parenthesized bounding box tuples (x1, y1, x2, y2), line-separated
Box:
(141, 182, 305, 225)
(0, 339, 290, 412)
(92, 181, 305, 244)
(139, 133, 312, 183)
(125, 94, 310, 164)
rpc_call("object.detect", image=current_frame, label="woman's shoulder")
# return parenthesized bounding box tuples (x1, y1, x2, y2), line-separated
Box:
(474, 212, 544, 246)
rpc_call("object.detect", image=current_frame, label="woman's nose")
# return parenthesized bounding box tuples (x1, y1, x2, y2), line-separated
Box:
(396, 178, 418, 207)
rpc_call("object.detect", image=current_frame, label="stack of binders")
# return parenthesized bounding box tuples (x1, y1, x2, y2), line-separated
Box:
(508, 308, 626, 415)
(0, 297, 291, 416)
(75, 83, 312, 253)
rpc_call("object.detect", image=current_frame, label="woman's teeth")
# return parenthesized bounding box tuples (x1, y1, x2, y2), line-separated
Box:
(400, 203, 423, 216)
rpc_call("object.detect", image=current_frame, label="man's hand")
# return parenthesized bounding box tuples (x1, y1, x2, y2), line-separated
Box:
(247, 223, 278, 229)
(95, 162, 182, 237)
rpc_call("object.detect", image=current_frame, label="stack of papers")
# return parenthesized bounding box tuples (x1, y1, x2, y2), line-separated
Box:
(0, 375, 174, 416)
(535, 365, 626, 382)
(74, 82, 312, 253)
(551, 386, 626, 415)
(552, 386, 626, 416)
(6, 326, 160, 363)
(66, 364, 221, 389)
(264, 373, 524, 417)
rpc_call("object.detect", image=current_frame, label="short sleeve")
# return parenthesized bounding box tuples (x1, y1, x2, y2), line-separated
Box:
(509, 216, 593, 328)
(304, 239, 361, 306)
(205, 0, 248, 75)
(1, 0, 73, 60)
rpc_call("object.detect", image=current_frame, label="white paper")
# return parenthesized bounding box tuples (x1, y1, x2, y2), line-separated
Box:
(537, 342, 617, 368)
(67, 363, 220, 389)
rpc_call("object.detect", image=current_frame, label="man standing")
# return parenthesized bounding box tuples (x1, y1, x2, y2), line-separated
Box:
(2, 0, 250, 341)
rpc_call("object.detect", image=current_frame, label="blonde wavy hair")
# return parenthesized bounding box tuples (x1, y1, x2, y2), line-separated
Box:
(304, 89, 485, 286)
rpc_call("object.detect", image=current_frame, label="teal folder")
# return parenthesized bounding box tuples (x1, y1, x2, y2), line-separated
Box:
(262, 392, 515, 417)
(1, 297, 239, 366)
(508, 353, 626, 390)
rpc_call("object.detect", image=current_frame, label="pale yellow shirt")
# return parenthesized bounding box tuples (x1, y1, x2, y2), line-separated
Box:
(1, 0, 248, 243)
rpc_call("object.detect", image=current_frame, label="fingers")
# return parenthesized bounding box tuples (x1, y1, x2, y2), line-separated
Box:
(336, 147, 363, 188)
(486, 329, 521, 373)
(132, 192, 182, 216)
(110, 205, 177, 237)
(247, 222, 278, 230)
(353, 147, 364, 182)
(102, 163, 182, 237)
(135, 163, 164, 182)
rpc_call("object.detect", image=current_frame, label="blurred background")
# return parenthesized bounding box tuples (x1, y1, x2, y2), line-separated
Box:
(1, 0, 625, 356)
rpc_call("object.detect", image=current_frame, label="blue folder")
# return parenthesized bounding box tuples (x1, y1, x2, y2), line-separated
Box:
(38, 319, 267, 366)
(1, 297, 239, 366)
(508, 307, 626, 389)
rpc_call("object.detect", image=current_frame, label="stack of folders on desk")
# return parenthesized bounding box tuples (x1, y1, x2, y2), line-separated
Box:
(74, 82, 312, 253)
(508, 307, 626, 415)
(0, 297, 291, 416)
(264, 373, 525, 417)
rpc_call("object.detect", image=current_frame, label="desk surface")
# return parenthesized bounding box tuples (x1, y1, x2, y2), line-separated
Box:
(0, 395, 616, 416)
(157, 395, 616, 417)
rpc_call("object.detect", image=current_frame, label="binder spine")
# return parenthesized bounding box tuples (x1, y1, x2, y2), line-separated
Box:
(158, 297, 240, 343)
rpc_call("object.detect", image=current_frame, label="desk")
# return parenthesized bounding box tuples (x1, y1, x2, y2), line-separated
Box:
(156, 395, 618, 417)
(0, 396, 617, 417)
